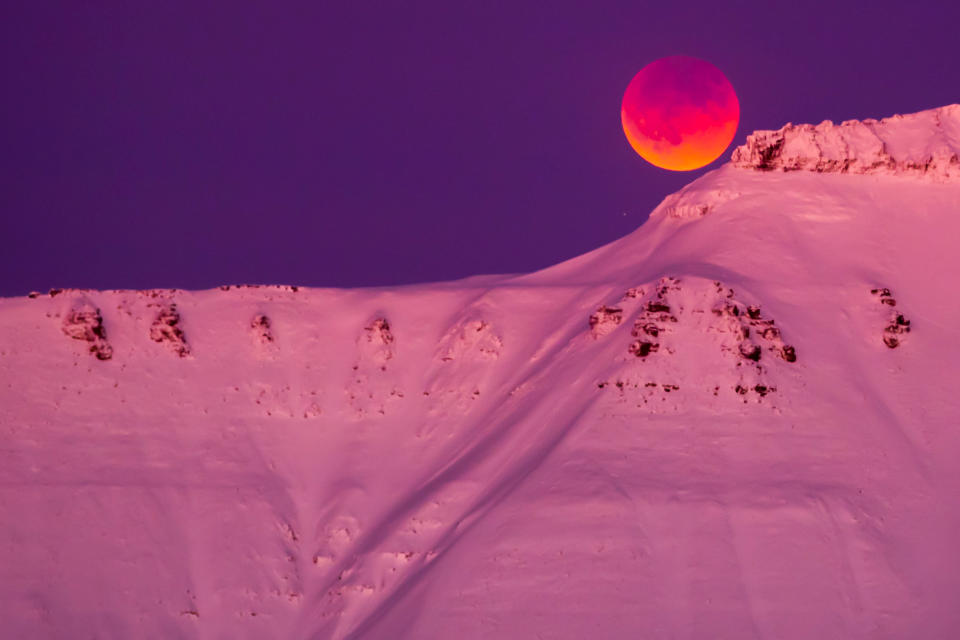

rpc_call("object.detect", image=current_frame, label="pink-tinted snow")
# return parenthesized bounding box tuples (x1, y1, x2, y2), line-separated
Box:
(2, 106, 959, 639)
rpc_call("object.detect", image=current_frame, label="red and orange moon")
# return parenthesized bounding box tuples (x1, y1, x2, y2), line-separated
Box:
(621, 56, 739, 171)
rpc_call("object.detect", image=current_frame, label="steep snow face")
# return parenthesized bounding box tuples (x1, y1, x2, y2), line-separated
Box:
(3, 110, 960, 639)
(731, 104, 960, 179)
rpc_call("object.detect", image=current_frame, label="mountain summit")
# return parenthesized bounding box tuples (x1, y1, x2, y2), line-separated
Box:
(2, 106, 960, 639)
(731, 103, 960, 178)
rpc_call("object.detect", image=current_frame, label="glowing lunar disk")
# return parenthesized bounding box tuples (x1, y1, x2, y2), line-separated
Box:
(621, 56, 739, 171)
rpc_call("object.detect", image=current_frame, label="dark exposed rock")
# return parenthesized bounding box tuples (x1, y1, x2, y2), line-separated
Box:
(620, 278, 682, 358)
(589, 305, 623, 337)
(629, 340, 659, 358)
(632, 323, 659, 338)
(883, 316, 911, 348)
(762, 327, 780, 340)
(713, 303, 740, 317)
(717, 300, 796, 364)
(62, 305, 113, 360)
(873, 287, 911, 349)
(251, 314, 274, 344)
(739, 342, 762, 362)
(356, 317, 395, 370)
(150, 304, 190, 357)
(756, 137, 785, 170)
(608, 278, 797, 406)
(367, 318, 394, 345)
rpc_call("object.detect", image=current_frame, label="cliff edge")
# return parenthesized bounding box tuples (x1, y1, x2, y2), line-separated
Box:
(731, 104, 960, 179)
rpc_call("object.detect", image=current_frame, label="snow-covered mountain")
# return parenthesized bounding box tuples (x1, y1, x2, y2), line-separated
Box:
(2, 105, 960, 640)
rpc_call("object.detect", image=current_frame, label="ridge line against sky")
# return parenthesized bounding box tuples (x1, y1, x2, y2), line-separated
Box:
(2, 2, 958, 296)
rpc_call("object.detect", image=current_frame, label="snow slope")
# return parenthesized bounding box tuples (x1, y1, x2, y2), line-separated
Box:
(2, 106, 960, 639)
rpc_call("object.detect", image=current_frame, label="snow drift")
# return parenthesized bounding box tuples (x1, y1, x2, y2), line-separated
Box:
(2, 105, 960, 639)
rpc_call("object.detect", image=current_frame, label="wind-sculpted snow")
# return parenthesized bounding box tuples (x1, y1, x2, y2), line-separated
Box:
(4, 107, 960, 639)
(732, 104, 960, 179)
(653, 185, 743, 219)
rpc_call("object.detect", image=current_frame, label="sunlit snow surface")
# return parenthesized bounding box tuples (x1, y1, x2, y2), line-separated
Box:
(2, 108, 960, 639)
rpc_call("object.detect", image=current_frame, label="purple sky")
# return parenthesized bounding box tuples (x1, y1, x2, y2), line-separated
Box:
(2, 2, 958, 296)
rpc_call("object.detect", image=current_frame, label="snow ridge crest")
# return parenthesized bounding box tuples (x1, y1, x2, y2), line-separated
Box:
(731, 104, 960, 180)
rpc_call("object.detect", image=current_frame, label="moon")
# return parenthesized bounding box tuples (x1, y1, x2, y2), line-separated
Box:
(621, 56, 739, 171)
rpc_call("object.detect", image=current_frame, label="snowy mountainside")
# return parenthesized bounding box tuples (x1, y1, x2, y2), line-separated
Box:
(3, 107, 960, 639)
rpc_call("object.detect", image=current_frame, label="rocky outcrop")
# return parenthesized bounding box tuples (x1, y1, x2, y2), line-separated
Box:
(711, 294, 797, 364)
(346, 317, 401, 417)
(149, 304, 190, 357)
(588, 306, 623, 338)
(626, 277, 679, 358)
(871, 287, 912, 348)
(593, 277, 798, 405)
(62, 303, 113, 360)
(251, 313, 275, 344)
(360, 318, 395, 369)
(731, 104, 960, 180)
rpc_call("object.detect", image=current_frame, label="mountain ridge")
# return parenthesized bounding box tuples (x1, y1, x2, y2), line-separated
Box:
(730, 104, 960, 178)
(2, 105, 960, 639)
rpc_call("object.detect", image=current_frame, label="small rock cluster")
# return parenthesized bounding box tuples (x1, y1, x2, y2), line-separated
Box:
(218, 284, 299, 293)
(590, 277, 800, 405)
(627, 278, 679, 358)
(62, 304, 113, 360)
(588, 305, 623, 338)
(362, 317, 395, 369)
(439, 319, 502, 361)
(871, 287, 911, 348)
(711, 283, 797, 364)
(251, 313, 275, 345)
(594, 374, 685, 410)
(149, 304, 191, 357)
(735, 383, 774, 398)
